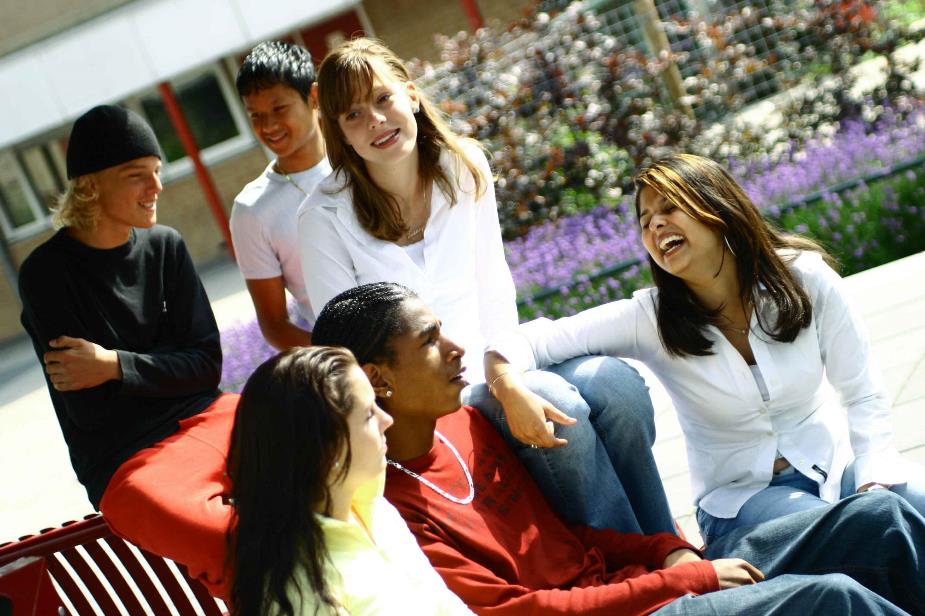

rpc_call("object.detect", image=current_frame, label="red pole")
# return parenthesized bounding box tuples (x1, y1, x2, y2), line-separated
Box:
(156, 82, 235, 260)
(459, 0, 484, 31)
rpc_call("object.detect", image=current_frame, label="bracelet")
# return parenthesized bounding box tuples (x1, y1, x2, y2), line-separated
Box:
(487, 370, 521, 397)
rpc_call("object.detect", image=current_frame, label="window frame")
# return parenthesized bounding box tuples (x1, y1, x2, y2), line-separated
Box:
(0, 147, 55, 241)
(125, 62, 255, 183)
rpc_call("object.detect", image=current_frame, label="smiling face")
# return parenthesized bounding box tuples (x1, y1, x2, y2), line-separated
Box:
(376, 297, 468, 420)
(92, 156, 162, 240)
(336, 67, 420, 175)
(637, 185, 725, 283)
(243, 83, 321, 170)
(341, 364, 394, 487)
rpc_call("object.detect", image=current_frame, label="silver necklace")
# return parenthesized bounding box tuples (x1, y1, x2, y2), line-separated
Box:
(387, 430, 474, 504)
(276, 163, 307, 196)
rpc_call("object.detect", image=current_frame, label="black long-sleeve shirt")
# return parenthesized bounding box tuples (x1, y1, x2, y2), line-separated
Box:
(19, 226, 222, 507)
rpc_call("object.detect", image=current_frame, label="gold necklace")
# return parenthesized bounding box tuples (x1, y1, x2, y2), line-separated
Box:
(718, 322, 749, 336)
(275, 163, 307, 196)
(718, 303, 752, 336)
(404, 181, 431, 242)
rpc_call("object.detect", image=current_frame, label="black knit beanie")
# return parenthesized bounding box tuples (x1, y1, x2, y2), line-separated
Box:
(65, 105, 162, 179)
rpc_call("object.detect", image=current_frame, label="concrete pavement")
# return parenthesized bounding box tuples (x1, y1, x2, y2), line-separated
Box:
(1, 251, 923, 545)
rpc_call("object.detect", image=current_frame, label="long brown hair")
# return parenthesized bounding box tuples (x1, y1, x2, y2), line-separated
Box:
(316, 37, 485, 241)
(633, 153, 836, 357)
(227, 346, 358, 616)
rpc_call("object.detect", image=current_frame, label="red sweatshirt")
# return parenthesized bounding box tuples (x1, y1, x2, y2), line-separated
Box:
(385, 407, 719, 615)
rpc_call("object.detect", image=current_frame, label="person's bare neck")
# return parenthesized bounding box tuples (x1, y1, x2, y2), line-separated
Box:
(384, 415, 438, 462)
(325, 482, 354, 522)
(366, 153, 423, 219)
(688, 257, 745, 317)
(276, 131, 326, 175)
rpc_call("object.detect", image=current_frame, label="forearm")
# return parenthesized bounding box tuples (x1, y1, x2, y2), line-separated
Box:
(573, 526, 700, 570)
(484, 351, 528, 403)
(444, 562, 717, 616)
(118, 334, 222, 396)
(258, 315, 312, 351)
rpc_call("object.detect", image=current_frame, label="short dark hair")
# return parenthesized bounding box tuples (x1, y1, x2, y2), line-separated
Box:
(312, 283, 418, 365)
(236, 41, 315, 99)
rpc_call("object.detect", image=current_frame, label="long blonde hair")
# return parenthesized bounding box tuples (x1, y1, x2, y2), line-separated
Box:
(52, 175, 99, 230)
(317, 37, 485, 241)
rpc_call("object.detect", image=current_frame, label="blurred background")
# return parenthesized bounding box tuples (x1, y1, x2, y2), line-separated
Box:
(0, 0, 923, 382)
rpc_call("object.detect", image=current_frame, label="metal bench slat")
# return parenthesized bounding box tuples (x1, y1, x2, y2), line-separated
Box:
(102, 536, 174, 615)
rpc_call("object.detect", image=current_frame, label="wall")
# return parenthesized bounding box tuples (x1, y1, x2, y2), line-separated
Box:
(0, 0, 133, 58)
(364, 0, 534, 61)
(154, 146, 269, 264)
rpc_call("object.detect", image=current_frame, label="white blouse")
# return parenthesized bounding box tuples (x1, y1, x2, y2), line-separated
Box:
(297, 142, 518, 383)
(490, 251, 907, 518)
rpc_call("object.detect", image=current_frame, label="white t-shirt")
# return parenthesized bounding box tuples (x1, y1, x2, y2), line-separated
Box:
(230, 158, 332, 326)
(297, 142, 517, 382)
(491, 251, 907, 518)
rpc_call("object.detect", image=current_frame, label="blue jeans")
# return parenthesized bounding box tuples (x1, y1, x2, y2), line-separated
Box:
(697, 459, 925, 546)
(654, 573, 909, 615)
(465, 355, 675, 535)
(702, 491, 925, 615)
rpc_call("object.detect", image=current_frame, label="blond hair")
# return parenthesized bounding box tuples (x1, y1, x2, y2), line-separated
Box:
(316, 37, 485, 241)
(52, 175, 99, 230)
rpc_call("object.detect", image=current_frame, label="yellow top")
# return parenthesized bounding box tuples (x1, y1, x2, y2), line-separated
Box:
(283, 473, 473, 615)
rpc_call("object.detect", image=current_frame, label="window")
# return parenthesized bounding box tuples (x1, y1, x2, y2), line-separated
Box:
(19, 140, 67, 215)
(0, 149, 49, 238)
(131, 65, 253, 178)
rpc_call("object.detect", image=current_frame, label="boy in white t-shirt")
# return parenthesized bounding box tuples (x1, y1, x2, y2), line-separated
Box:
(231, 41, 331, 350)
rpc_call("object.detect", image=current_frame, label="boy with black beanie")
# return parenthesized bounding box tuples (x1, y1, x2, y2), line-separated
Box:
(230, 41, 330, 350)
(18, 104, 237, 598)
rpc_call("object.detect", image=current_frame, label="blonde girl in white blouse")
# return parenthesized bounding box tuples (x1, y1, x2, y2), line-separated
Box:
(297, 38, 677, 537)
(487, 153, 924, 547)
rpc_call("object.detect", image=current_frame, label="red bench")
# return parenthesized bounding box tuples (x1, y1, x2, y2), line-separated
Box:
(0, 514, 224, 615)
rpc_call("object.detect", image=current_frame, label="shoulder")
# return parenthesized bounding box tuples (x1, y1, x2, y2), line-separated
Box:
(299, 171, 352, 218)
(19, 232, 65, 291)
(629, 286, 658, 316)
(138, 226, 191, 263)
(784, 249, 841, 292)
(232, 163, 275, 208)
(143, 224, 184, 247)
(443, 139, 489, 174)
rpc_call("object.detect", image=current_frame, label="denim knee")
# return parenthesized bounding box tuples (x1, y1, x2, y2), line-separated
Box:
(579, 358, 655, 435)
(521, 369, 591, 423)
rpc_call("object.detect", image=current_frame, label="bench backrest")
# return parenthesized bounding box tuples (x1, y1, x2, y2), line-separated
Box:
(0, 515, 225, 615)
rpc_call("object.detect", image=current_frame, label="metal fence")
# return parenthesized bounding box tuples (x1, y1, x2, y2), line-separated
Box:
(417, 0, 889, 123)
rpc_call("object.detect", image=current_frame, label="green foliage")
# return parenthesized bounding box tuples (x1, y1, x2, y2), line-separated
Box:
(777, 167, 925, 275)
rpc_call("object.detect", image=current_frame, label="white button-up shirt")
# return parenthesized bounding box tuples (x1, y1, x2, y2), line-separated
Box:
(297, 143, 517, 383)
(491, 251, 906, 517)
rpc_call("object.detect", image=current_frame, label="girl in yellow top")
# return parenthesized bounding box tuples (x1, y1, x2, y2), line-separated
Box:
(226, 346, 473, 615)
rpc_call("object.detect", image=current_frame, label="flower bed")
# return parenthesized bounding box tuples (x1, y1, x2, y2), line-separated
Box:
(508, 107, 925, 320)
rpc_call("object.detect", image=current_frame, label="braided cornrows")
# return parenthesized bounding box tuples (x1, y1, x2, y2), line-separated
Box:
(312, 282, 418, 365)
